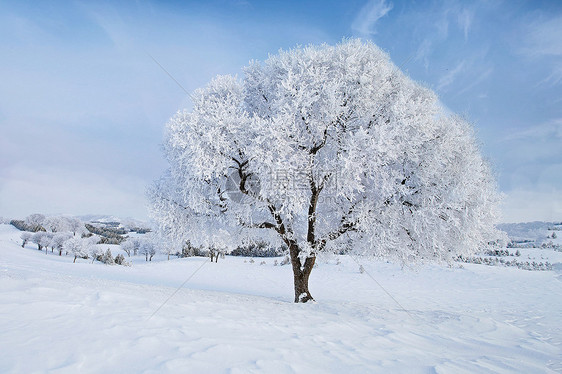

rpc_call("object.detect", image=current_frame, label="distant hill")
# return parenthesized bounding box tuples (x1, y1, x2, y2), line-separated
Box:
(498, 221, 562, 244)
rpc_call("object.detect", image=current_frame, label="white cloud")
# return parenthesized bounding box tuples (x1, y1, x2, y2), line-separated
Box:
(352, 0, 393, 36)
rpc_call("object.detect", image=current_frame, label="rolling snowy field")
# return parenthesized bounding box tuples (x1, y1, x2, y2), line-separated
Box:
(1, 223, 561, 373)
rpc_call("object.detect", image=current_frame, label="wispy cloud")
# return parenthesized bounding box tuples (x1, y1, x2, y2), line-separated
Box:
(457, 8, 473, 41)
(352, 0, 393, 36)
(415, 38, 432, 70)
(457, 66, 493, 95)
(520, 16, 562, 57)
(519, 14, 562, 86)
(537, 65, 562, 87)
(504, 118, 562, 141)
(437, 60, 465, 91)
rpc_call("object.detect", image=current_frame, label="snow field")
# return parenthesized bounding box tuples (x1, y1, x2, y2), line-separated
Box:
(1, 224, 561, 373)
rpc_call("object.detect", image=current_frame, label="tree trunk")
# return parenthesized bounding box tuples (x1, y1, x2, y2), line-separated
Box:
(73, 256, 77, 263)
(288, 241, 315, 303)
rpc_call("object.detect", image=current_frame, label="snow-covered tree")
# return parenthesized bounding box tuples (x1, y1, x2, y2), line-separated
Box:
(150, 39, 502, 302)
(63, 237, 88, 263)
(100, 248, 115, 265)
(31, 231, 49, 251)
(115, 253, 126, 265)
(40, 233, 53, 254)
(139, 239, 156, 261)
(20, 232, 32, 248)
(25, 213, 46, 231)
(67, 217, 84, 236)
(89, 244, 104, 263)
(121, 237, 143, 257)
(51, 232, 72, 256)
(43, 216, 68, 233)
(157, 235, 179, 260)
(120, 240, 134, 257)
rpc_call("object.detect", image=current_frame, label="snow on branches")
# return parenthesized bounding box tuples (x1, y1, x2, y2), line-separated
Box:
(150, 39, 503, 302)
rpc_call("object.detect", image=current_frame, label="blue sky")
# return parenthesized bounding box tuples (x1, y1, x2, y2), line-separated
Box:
(0, 0, 561, 222)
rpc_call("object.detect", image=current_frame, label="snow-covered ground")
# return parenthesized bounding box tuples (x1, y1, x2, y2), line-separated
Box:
(1, 223, 561, 373)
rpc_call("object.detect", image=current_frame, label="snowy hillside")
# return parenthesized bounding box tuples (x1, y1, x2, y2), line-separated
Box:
(1, 223, 561, 373)
(498, 221, 562, 244)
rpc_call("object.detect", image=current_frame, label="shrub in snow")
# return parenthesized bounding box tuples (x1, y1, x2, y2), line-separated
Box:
(486, 249, 510, 257)
(456, 254, 553, 271)
(100, 249, 114, 265)
(230, 242, 285, 257)
(115, 254, 125, 265)
(180, 240, 203, 257)
(149, 39, 503, 302)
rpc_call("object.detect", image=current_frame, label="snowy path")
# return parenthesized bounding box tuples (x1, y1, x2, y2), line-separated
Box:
(1, 224, 561, 373)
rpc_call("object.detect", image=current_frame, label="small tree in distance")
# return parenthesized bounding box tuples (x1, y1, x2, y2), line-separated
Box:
(51, 232, 72, 256)
(63, 237, 88, 263)
(121, 239, 135, 257)
(20, 232, 32, 248)
(150, 39, 503, 303)
(31, 232, 48, 251)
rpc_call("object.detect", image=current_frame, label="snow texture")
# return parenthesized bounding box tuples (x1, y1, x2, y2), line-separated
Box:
(1, 223, 561, 373)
